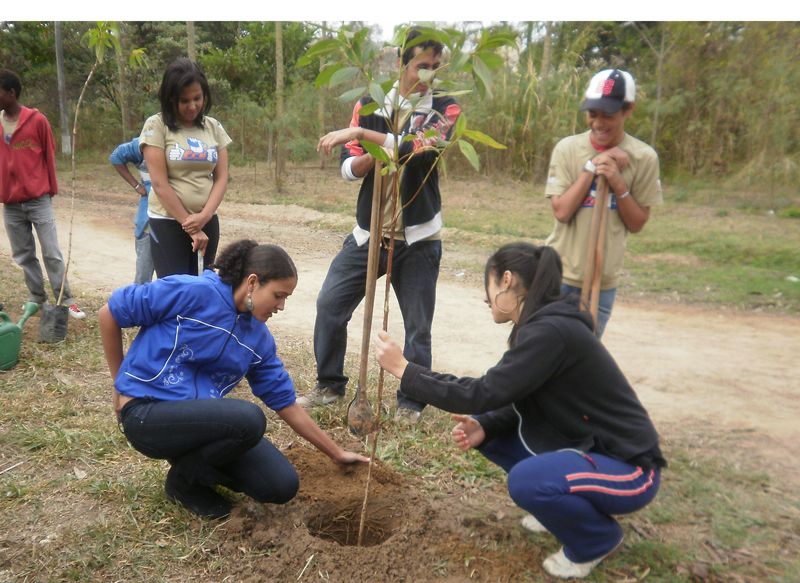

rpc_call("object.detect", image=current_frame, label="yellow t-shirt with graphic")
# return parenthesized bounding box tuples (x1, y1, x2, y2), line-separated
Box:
(544, 131, 661, 289)
(139, 113, 232, 218)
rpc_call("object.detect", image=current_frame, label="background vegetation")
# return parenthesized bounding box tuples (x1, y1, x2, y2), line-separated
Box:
(1, 20, 799, 210)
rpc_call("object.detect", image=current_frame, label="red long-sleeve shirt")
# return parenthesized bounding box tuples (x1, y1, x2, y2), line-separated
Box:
(0, 106, 59, 204)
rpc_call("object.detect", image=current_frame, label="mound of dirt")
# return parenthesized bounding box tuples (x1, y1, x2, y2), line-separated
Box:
(222, 445, 542, 582)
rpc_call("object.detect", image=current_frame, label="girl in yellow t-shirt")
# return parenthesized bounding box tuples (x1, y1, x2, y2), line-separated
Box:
(140, 58, 232, 277)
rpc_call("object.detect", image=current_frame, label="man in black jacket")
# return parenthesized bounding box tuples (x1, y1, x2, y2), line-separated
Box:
(298, 28, 461, 424)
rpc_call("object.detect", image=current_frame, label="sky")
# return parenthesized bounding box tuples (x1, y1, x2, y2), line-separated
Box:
(6, 1, 799, 22)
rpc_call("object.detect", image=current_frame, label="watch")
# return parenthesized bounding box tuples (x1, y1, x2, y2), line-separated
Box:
(583, 159, 597, 174)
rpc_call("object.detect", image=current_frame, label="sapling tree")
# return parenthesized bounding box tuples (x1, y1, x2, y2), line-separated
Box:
(56, 22, 146, 306)
(300, 22, 515, 546)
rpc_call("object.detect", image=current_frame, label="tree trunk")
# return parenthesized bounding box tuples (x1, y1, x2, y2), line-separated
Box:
(540, 22, 553, 95)
(275, 21, 285, 191)
(650, 28, 666, 147)
(54, 21, 72, 156)
(115, 23, 129, 140)
(318, 21, 327, 169)
(187, 21, 196, 60)
(533, 22, 554, 181)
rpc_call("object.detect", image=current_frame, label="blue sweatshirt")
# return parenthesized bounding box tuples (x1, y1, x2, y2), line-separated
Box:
(108, 271, 296, 410)
(109, 137, 151, 238)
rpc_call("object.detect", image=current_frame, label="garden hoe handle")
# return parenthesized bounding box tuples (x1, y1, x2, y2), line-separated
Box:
(589, 177, 610, 327)
(348, 160, 385, 436)
(580, 175, 609, 334)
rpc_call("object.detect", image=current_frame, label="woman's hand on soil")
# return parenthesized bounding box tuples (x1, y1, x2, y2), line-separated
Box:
(374, 331, 409, 379)
(336, 449, 371, 464)
(451, 414, 486, 452)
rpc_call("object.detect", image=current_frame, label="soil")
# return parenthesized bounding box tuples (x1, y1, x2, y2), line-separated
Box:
(2, 175, 798, 581)
(223, 444, 539, 583)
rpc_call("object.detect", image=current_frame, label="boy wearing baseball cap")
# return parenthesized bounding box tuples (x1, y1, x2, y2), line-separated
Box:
(543, 68, 662, 337)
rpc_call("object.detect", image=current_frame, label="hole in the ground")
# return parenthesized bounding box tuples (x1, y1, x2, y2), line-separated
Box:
(306, 496, 400, 547)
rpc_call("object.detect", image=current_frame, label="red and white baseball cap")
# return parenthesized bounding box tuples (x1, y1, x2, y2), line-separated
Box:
(580, 69, 636, 114)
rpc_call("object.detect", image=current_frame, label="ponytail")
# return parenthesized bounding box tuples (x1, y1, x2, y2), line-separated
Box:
(213, 239, 297, 287)
(485, 243, 563, 346)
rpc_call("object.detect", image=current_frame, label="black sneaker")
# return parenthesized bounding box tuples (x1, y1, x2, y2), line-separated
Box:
(164, 467, 232, 519)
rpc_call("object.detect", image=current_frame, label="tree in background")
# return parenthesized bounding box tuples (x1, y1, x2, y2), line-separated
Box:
(1, 20, 798, 204)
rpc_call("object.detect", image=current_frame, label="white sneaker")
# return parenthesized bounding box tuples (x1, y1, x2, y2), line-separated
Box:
(542, 537, 623, 579)
(295, 386, 344, 408)
(520, 513, 548, 533)
(393, 407, 422, 425)
(67, 303, 86, 320)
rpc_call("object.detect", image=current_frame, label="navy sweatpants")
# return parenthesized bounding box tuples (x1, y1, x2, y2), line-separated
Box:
(479, 433, 660, 563)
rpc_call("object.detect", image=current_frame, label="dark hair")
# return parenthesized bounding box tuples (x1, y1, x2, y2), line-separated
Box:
(0, 69, 22, 99)
(158, 58, 212, 132)
(213, 240, 297, 287)
(401, 28, 444, 66)
(484, 243, 563, 345)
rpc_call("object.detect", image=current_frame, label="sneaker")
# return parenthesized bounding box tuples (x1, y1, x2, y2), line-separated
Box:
(67, 304, 86, 320)
(296, 385, 344, 408)
(542, 537, 624, 579)
(164, 467, 232, 519)
(520, 513, 549, 533)
(393, 406, 422, 425)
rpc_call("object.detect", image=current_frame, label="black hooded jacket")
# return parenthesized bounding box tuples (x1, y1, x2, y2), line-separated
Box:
(400, 296, 666, 469)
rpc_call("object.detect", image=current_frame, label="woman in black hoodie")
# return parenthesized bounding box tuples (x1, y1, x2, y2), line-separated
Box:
(375, 242, 665, 579)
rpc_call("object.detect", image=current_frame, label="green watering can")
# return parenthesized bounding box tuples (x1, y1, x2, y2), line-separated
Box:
(0, 302, 40, 371)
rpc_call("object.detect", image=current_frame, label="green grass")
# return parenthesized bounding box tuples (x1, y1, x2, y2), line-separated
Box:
(3, 163, 799, 580)
(1, 261, 799, 581)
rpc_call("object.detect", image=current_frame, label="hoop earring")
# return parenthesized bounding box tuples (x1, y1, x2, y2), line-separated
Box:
(245, 293, 254, 312)
(494, 289, 518, 315)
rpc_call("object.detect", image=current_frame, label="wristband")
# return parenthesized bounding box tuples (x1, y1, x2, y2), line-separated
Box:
(133, 182, 141, 191)
(617, 191, 631, 200)
(583, 159, 597, 174)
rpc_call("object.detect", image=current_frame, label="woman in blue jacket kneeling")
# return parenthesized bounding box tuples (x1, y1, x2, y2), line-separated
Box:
(99, 239, 368, 519)
(375, 242, 665, 579)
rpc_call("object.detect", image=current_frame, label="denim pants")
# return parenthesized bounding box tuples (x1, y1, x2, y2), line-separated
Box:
(120, 397, 299, 504)
(314, 234, 441, 411)
(479, 433, 660, 563)
(2, 195, 74, 305)
(134, 231, 155, 285)
(561, 283, 617, 338)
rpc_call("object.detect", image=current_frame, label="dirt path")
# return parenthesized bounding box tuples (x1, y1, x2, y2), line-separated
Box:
(3, 193, 798, 480)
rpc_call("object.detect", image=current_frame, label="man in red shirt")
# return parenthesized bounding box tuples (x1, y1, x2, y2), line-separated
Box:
(0, 69, 84, 318)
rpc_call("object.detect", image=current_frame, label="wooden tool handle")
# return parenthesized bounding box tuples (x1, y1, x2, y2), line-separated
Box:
(589, 178, 610, 329)
(580, 175, 609, 332)
(357, 161, 385, 390)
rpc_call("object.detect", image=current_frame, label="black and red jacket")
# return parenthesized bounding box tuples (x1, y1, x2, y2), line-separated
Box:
(340, 89, 461, 245)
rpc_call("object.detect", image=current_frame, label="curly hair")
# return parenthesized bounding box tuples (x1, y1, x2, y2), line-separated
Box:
(213, 239, 297, 287)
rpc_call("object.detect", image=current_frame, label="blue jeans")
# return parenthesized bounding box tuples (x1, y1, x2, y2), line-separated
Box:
(120, 398, 299, 504)
(314, 234, 441, 411)
(561, 284, 617, 338)
(2, 195, 75, 305)
(479, 433, 660, 563)
(134, 231, 155, 285)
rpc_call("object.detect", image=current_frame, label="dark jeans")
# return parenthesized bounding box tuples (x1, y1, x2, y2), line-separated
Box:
(148, 214, 220, 278)
(120, 398, 299, 504)
(314, 234, 441, 411)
